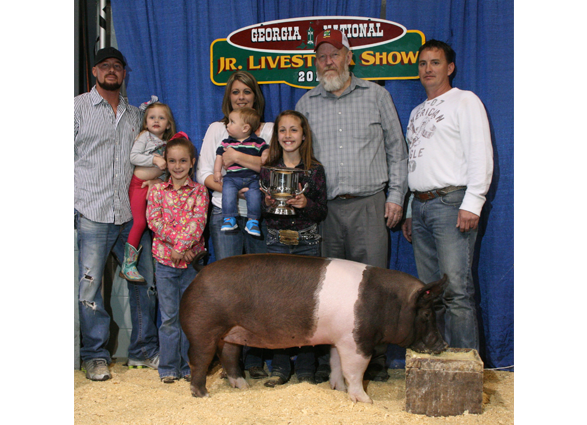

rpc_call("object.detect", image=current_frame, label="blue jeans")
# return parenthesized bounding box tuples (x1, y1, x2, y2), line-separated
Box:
(75, 211, 159, 363)
(270, 347, 316, 380)
(155, 262, 196, 379)
(221, 176, 262, 220)
(411, 189, 480, 351)
(266, 232, 320, 256)
(210, 206, 267, 260)
(210, 206, 267, 368)
(265, 232, 319, 378)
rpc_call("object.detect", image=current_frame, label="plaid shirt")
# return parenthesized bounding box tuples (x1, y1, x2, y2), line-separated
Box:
(74, 86, 141, 224)
(147, 177, 209, 268)
(296, 74, 408, 205)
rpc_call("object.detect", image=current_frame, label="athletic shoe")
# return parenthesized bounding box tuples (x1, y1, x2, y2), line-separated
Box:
(82, 358, 111, 381)
(128, 354, 160, 369)
(245, 219, 260, 236)
(221, 217, 238, 231)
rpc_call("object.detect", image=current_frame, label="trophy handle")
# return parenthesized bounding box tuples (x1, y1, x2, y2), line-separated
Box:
(259, 179, 270, 196)
(295, 183, 309, 196)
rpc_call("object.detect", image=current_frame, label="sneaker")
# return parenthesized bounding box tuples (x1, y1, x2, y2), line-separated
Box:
(248, 366, 268, 379)
(363, 363, 390, 382)
(314, 364, 330, 384)
(128, 354, 160, 370)
(82, 358, 111, 381)
(245, 219, 260, 237)
(161, 376, 178, 384)
(221, 217, 238, 231)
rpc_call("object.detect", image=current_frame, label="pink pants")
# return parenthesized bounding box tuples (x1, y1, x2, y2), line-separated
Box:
(128, 175, 149, 249)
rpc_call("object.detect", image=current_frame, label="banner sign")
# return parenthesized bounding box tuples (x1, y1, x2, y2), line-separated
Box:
(210, 16, 425, 89)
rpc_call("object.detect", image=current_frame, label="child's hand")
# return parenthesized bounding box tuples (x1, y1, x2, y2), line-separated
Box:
(214, 171, 222, 183)
(153, 154, 167, 170)
(141, 178, 163, 197)
(286, 183, 308, 209)
(183, 250, 196, 264)
(171, 249, 184, 265)
(263, 191, 275, 207)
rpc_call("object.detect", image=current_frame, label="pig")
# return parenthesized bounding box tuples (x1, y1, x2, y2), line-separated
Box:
(179, 253, 448, 403)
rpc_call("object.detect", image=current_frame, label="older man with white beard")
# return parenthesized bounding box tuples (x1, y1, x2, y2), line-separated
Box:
(295, 29, 408, 382)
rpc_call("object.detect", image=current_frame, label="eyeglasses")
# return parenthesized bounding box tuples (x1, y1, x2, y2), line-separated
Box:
(97, 62, 124, 72)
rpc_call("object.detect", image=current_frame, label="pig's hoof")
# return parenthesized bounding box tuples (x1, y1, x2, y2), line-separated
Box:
(228, 376, 249, 389)
(330, 377, 346, 392)
(190, 389, 210, 398)
(348, 391, 372, 404)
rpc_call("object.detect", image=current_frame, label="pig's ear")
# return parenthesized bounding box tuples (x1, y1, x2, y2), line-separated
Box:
(416, 274, 448, 306)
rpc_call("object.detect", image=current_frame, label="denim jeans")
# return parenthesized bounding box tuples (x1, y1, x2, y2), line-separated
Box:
(210, 206, 267, 369)
(270, 347, 316, 380)
(155, 262, 196, 379)
(210, 206, 267, 260)
(411, 189, 480, 351)
(265, 232, 320, 256)
(221, 176, 262, 220)
(75, 211, 159, 363)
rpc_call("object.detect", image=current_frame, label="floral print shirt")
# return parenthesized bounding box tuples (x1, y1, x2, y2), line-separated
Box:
(147, 177, 209, 268)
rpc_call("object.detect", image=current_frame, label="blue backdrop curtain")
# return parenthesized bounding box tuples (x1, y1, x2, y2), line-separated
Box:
(110, 0, 514, 370)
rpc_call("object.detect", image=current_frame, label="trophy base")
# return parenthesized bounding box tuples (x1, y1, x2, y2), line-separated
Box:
(267, 204, 296, 215)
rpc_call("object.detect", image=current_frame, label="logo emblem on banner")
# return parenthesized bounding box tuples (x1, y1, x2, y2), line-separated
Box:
(210, 16, 425, 89)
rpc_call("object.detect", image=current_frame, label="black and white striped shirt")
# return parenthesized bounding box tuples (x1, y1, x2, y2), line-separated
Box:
(74, 86, 141, 224)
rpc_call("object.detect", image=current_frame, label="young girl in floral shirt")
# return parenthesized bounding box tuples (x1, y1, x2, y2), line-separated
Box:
(147, 132, 209, 383)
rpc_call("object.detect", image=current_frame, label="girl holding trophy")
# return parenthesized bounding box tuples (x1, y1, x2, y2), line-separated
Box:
(259, 110, 328, 387)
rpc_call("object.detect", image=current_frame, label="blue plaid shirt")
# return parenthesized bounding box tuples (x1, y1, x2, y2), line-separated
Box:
(296, 74, 408, 205)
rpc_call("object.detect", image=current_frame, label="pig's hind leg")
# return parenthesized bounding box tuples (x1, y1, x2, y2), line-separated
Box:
(186, 339, 217, 398)
(329, 346, 347, 392)
(218, 340, 249, 390)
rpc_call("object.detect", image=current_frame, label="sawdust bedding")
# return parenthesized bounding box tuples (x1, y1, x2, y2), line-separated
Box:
(74, 360, 513, 424)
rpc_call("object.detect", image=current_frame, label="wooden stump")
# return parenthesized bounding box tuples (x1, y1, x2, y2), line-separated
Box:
(405, 348, 483, 416)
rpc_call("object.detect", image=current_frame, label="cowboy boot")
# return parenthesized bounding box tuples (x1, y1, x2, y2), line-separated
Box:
(119, 243, 146, 283)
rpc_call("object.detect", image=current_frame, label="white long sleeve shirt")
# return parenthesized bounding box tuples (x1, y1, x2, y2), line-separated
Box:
(405, 88, 493, 216)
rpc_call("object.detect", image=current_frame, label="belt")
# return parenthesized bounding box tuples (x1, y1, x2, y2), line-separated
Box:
(267, 224, 320, 245)
(413, 185, 466, 201)
(335, 194, 358, 200)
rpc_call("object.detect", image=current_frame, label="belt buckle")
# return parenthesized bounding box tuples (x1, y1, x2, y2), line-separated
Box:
(279, 229, 299, 245)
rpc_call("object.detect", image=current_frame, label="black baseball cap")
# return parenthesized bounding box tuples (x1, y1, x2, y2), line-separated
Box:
(94, 47, 126, 67)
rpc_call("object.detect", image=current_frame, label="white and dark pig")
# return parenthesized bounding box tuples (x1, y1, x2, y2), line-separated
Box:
(179, 253, 448, 403)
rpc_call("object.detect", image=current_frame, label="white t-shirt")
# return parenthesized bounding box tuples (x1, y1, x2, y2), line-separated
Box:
(406, 88, 493, 216)
(196, 120, 274, 214)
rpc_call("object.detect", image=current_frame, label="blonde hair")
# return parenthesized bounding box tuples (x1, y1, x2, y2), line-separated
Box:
(141, 102, 177, 141)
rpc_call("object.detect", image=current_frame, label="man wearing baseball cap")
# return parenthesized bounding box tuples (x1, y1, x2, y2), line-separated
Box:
(75, 47, 160, 381)
(296, 30, 408, 382)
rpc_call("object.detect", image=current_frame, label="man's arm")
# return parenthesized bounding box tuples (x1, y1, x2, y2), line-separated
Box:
(378, 88, 408, 207)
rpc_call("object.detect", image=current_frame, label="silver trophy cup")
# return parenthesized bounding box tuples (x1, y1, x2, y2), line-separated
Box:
(260, 167, 309, 215)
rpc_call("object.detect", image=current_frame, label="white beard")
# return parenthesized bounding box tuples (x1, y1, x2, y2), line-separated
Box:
(319, 67, 350, 93)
